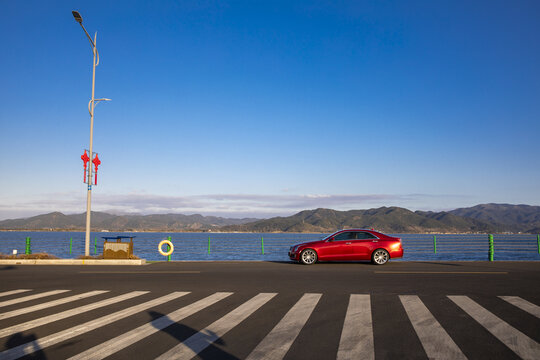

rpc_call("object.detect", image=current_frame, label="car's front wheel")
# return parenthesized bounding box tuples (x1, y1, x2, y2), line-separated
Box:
(371, 249, 389, 265)
(300, 249, 318, 265)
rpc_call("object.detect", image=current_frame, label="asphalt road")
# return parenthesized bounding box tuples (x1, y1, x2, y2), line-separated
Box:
(0, 260, 539, 359)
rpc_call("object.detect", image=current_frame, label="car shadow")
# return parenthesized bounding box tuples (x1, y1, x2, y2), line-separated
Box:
(283, 260, 376, 266)
(279, 260, 465, 267)
(148, 311, 240, 360)
(317, 261, 376, 266)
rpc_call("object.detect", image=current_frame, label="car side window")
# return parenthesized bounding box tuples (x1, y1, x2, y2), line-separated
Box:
(357, 232, 377, 240)
(334, 232, 356, 241)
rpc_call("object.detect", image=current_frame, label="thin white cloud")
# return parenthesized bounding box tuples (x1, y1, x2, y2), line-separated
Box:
(0, 192, 459, 220)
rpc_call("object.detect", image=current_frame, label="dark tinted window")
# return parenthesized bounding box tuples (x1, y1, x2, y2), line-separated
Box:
(334, 232, 356, 241)
(357, 232, 377, 240)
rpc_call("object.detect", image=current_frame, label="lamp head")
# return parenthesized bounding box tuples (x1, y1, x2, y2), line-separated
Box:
(72, 11, 83, 24)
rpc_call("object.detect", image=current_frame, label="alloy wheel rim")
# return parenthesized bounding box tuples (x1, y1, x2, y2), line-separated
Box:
(302, 250, 316, 264)
(374, 250, 388, 264)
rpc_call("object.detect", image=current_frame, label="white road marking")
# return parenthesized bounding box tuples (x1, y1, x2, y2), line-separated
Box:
(0, 292, 188, 360)
(156, 293, 277, 360)
(246, 293, 322, 360)
(0, 290, 108, 320)
(2, 290, 539, 360)
(337, 294, 374, 360)
(449, 295, 540, 360)
(0, 290, 69, 308)
(0, 291, 147, 338)
(0, 289, 31, 298)
(499, 296, 540, 318)
(67, 292, 233, 360)
(400, 295, 466, 360)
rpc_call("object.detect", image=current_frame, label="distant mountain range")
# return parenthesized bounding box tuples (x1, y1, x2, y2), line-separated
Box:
(0, 204, 539, 233)
(222, 204, 540, 233)
(0, 212, 258, 232)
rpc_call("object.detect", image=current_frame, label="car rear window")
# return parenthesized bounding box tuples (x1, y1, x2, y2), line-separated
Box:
(357, 232, 377, 239)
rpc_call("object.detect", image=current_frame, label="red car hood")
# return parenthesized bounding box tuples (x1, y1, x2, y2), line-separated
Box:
(294, 240, 326, 248)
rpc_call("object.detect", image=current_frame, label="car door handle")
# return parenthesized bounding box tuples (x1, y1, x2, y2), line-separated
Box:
(345, 242, 352, 245)
(372, 240, 378, 243)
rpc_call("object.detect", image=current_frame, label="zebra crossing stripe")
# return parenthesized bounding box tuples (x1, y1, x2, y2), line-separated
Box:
(0, 290, 70, 308)
(337, 294, 374, 360)
(246, 293, 322, 360)
(449, 295, 540, 360)
(0, 290, 31, 298)
(67, 292, 233, 360)
(0, 291, 148, 339)
(156, 293, 278, 360)
(400, 295, 466, 360)
(499, 296, 540, 319)
(0, 291, 189, 360)
(0, 290, 109, 320)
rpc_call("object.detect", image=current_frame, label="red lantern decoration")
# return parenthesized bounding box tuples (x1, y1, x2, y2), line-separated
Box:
(81, 150, 90, 183)
(92, 154, 101, 185)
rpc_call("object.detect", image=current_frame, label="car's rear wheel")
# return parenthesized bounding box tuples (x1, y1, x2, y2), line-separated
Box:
(371, 249, 389, 265)
(300, 249, 318, 265)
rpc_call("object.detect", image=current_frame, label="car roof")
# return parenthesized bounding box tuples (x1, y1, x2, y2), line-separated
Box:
(336, 228, 379, 232)
(327, 229, 383, 236)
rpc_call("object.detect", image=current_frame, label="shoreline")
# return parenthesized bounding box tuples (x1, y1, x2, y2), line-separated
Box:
(0, 229, 533, 235)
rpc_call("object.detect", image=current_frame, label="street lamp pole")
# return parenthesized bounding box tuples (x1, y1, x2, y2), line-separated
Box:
(72, 11, 110, 256)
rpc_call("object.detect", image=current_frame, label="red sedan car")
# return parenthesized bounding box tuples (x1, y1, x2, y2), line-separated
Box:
(288, 229, 403, 265)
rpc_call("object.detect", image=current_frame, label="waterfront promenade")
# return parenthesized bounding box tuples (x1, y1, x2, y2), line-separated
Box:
(1, 261, 539, 359)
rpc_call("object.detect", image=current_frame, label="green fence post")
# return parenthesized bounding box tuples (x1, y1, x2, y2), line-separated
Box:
(489, 234, 494, 261)
(167, 236, 172, 261)
(69, 237, 72, 255)
(208, 236, 211, 254)
(261, 237, 265, 255)
(94, 236, 97, 255)
(433, 235, 437, 254)
(537, 234, 539, 255)
(25, 237, 31, 255)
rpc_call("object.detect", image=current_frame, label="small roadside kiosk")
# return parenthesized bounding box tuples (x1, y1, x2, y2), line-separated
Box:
(102, 236, 135, 259)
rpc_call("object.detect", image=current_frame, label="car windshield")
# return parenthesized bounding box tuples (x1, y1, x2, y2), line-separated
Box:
(321, 232, 338, 241)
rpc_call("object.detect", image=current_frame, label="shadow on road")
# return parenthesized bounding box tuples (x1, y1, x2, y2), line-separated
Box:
(149, 311, 240, 360)
(285, 260, 377, 266)
(5, 332, 47, 359)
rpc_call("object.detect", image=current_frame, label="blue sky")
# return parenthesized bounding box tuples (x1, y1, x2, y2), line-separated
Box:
(1, 0, 539, 220)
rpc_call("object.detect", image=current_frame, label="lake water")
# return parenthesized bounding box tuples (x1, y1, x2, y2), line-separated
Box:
(1, 232, 539, 262)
